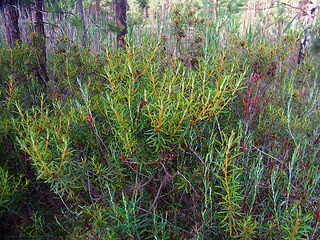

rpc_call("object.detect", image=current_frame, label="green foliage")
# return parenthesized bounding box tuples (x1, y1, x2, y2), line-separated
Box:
(1, 1, 320, 239)
(136, 0, 149, 9)
(218, 0, 247, 14)
(0, 168, 28, 214)
(171, 3, 205, 42)
(215, 131, 244, 235)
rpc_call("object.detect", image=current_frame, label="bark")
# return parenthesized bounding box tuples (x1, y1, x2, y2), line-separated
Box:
(2, 0, 20, 46)
(31, 0, 46, 36)
(298, 37, 307, 65)
(143, 6, 149, 19)
(115, 0, 127, 49)
(297, 0, 317, 65)
(95, 0, 101, 22)
(31, 0, 48, 84)
(215, 0, 219, 19)
(77, 0, 87, 46)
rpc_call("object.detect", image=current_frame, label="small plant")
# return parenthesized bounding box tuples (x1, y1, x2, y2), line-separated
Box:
(215, 131, 243, 236)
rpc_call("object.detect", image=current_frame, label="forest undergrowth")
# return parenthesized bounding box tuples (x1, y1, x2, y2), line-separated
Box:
(0, 2, 320, 239)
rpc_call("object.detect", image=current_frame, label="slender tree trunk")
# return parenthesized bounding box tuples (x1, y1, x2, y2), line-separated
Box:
(215, 0, 219, 19)
(31, 0, 46, 36)
(77, 0, 87, 46)
(115, 0, 127, 49)
(31, 0, 48, 84)
(2, 0, 20, 46)
(160, 0, 169, 25)
(95, 0, 101, 22)
(143, 6, 149, 19)
(298, 0, 317, 65)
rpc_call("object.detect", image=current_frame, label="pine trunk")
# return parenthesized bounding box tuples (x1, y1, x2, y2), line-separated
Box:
(95, 0, 101, 22)
(31, 0, 48, 84)
(77, 0, 87, 46)
(143, 6, 149, 19)
(297, 0, 317, 65)
(2, 0, 20, 46)
(115, 0, 127, 49)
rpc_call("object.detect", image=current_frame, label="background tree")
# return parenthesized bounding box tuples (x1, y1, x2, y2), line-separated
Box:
(77, 0, 87, 46)
(95, 0, 101, 22)
(115, 0, 128, 49)
(298, 0, 318, 64)
(1, 0, 21, 46)
(136, 0, 149, 19)
(31, 0, 48, 84)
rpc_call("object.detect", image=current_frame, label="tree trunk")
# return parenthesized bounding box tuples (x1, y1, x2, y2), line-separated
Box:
(2, 0, 20, 46)
(143, 6, 149, 19)
(77, 0, 87, 46)
(31, 0, 46, 37)
(297, 0, 317, 65)
(95, 0, 101, 22)
(115, 0, 127, 49)
(215, 0, 219, 19)
(31, 0, 48, 84)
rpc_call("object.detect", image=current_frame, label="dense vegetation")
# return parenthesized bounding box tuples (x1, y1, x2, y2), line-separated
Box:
(0, 0, 320, 239)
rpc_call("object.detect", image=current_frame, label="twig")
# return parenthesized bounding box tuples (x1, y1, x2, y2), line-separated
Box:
(56, 192, 83, 216)
(142, 169, 172, 221)
(176, 171, 195, 194)
(253, 145, 282, 163)
(188, 146, 205, 166)
(309, 132, 320, 153)
(279, 2, 308, 15)
(142, 180, 165, 221)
